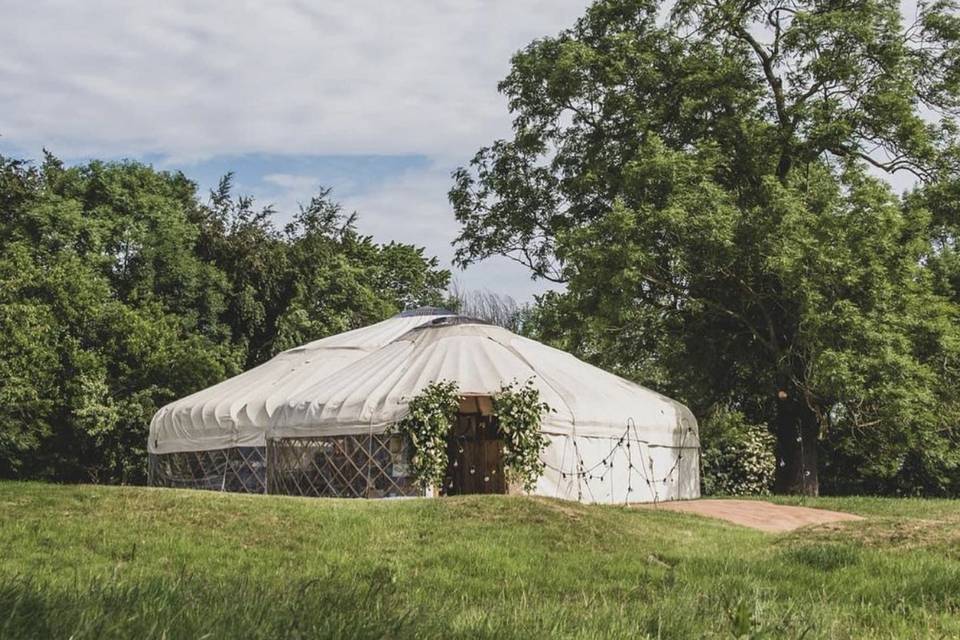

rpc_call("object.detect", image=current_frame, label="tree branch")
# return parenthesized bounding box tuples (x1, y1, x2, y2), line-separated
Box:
(637, 270, 780, 356)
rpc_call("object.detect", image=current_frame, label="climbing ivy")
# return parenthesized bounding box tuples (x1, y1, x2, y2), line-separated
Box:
(494, 379, 552, 492)
(393, 380, 460, 490)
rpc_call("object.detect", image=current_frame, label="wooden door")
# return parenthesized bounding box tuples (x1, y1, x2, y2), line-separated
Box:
(443, 412, 505, 495)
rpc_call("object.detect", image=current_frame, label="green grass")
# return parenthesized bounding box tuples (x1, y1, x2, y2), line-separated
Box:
(1, 482, 958, 639)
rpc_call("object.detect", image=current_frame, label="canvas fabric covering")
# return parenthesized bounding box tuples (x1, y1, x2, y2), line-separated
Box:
(149, 311, 455, 454)
(269, 321, 698, 446)
(149, 311, 701, 503)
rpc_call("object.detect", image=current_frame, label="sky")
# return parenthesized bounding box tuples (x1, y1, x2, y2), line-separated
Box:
(0, 0, 592, 301)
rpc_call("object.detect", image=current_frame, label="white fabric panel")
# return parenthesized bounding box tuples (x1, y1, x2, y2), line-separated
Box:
(148, 312, 453, 453)
(269, 323, 698, 447)
(534, 434, 700, 504)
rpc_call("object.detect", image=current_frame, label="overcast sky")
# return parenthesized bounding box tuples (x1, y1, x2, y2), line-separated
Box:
(1, 0, 591, 301)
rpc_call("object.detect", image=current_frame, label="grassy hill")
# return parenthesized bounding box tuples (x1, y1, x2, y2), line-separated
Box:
(0, 482, 958, 639)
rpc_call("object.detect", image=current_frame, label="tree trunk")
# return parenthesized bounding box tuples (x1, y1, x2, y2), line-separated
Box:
(773, 392, 819, 495)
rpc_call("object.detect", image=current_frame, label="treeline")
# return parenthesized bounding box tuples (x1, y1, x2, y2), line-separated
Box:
(0, 153, 449, 483)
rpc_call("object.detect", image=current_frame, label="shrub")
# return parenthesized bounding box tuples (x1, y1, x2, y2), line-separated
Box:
(700, 408, 776, 496)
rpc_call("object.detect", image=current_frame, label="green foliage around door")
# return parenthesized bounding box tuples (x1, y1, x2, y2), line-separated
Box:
(394, 379, 554, 492)
(493, 379, 552, 492)
(393, 381, 462, 490)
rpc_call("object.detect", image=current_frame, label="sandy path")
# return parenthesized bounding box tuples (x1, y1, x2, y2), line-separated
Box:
(640, 499, 863, 532)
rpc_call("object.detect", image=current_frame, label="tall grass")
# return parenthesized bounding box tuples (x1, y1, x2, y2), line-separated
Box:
(1, 482, 958, 638)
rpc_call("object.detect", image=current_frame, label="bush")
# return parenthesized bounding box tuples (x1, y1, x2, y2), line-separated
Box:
(700, 408, 776, 496)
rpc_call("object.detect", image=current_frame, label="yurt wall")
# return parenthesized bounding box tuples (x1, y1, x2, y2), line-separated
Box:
(148, 446, 267, 493)
(266, 433, 419, 498)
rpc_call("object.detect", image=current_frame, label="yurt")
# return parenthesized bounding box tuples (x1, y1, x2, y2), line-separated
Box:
(149, 309, 700, 504)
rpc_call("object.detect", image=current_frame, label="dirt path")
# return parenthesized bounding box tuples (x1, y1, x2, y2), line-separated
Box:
(640, 499, 863, 532)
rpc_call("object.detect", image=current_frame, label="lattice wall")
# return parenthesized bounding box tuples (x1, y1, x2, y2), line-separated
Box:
(266, 435, 421, 498)
(148, 447, 267, 493)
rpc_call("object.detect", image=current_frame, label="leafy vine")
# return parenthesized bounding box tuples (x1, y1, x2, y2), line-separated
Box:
(493, 379, 552, 492)
(393, 380, 460, 490)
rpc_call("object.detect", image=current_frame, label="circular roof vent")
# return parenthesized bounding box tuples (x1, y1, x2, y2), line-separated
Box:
(396, 306, 455, 317)
(412, 315, 492, 329)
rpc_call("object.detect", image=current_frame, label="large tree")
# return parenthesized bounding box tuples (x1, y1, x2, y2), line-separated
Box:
(0, 154, 450, 483)
(0, 154, 242, 481)
(196, 179, 450, 365)
(451, 0, 960, 494)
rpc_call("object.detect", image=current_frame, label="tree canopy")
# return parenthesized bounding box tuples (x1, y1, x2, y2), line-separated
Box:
(0, 153, 449, 483)
(451, 0, 960, 495)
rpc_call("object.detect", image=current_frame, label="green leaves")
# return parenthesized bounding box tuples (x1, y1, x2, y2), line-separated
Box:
(393, 381, 461, 490)
(0, 153, 450, 484)
(199, 182, 450, 365)
(451, 0, 960, 494)
(493, 379, 552, 492)
(700, 408, 776, 496)
(391, 380, 553, 493)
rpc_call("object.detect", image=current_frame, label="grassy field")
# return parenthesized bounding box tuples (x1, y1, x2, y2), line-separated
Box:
(0, 482, 958, 639)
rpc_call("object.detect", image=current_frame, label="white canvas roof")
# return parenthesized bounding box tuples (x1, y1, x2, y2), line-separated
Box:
(148, 308, 454, 453)
(269, 319, 697, 446)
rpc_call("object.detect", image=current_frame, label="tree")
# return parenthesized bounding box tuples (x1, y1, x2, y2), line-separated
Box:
(446, 281, 525, 331)
(450, 0, 960, 494)
(0, 153, 451, 483)
(194, 179, 450, 362)
(193, 173, 289, 366)
(0, 155, 241, 481)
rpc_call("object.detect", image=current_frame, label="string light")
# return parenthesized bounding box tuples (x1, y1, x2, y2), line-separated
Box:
(541, 417, 696, 504)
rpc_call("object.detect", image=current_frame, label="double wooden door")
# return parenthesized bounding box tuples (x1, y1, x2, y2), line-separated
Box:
(444, 412, 506, 495)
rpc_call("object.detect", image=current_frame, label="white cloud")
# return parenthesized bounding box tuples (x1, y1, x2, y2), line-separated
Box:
(262, 173, 324, 192)
(1, 0, 589, 160)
